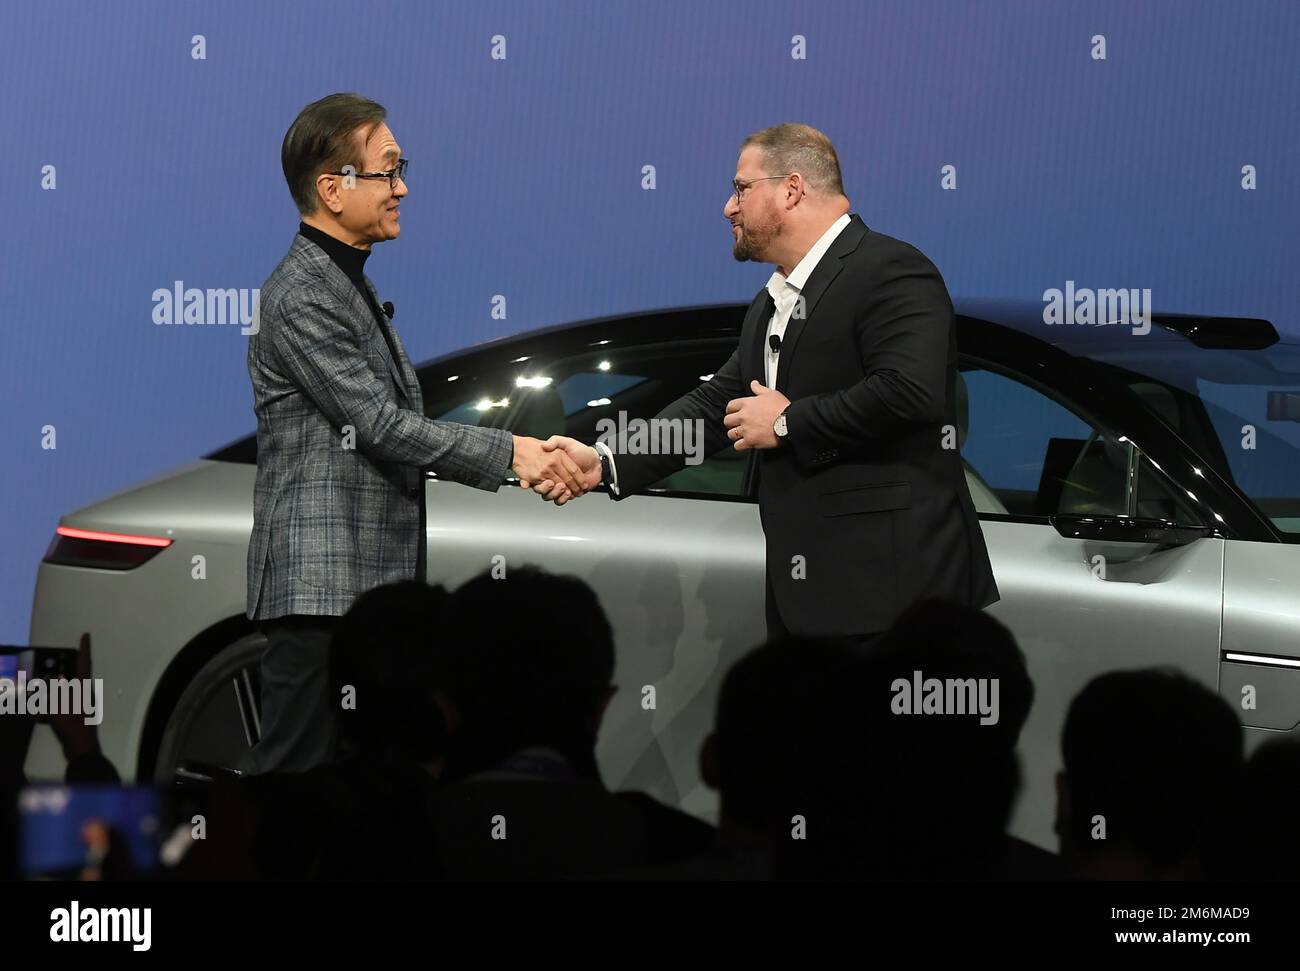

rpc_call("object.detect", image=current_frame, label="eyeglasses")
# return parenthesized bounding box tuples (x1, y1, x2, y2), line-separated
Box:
(731, 174, 789, 203)
(329, 157, 409, 190)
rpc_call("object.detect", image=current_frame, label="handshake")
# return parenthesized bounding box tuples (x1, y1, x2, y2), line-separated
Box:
(510, 435, 602, 506)
(508, 381, 793, 505)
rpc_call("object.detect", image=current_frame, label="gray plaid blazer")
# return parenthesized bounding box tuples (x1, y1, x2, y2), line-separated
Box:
(246, 232, 514, 620)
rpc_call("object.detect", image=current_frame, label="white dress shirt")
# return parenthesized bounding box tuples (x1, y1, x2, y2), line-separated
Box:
(598, 212, 852, 495)
(763, 212, 851, 388)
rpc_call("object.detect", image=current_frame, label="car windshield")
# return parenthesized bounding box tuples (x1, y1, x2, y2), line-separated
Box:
(1091, 341, 1300, 537)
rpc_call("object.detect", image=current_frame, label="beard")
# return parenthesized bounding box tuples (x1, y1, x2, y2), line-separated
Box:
(732, 201, 782, 262)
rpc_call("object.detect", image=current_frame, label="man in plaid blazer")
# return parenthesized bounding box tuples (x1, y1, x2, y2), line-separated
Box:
(242, 93, 583, 774)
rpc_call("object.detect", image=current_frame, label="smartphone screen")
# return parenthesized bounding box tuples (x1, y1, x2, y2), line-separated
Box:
(18, 785, 161, 880)
(0, 647, 79, 684)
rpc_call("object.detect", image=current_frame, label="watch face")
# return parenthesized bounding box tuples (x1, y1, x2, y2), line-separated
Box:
(775, 414, 788, 437)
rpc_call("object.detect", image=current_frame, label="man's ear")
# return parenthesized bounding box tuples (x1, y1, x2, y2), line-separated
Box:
(433, 690, 460, 733)
(316, 173, 343, 214)
(699, 732, 719, 791)
(784, 173, 806, 209)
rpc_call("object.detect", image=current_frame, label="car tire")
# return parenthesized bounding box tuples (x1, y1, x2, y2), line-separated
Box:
(152, 632, 267, 785)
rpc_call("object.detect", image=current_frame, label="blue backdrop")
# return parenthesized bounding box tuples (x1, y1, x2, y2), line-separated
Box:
(3, 0, 1297, 641)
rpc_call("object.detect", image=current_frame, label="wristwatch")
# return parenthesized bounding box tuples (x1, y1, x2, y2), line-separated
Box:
(773, 409, 789, 442)
(597, 447, 613, 485)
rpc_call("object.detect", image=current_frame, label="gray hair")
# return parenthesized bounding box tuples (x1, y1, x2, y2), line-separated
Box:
(741, 123, 845, 197)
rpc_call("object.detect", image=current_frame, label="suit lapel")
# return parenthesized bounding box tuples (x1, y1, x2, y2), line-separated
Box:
(362, 278, 415, 403)
(295, 235, 412, 405)
(774, 214, 869, 394)
(742, 289, 776, 385)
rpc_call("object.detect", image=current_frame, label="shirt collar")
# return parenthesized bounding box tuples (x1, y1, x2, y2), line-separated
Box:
(298, 221, 370, 279)
(766, 212, 852, 302)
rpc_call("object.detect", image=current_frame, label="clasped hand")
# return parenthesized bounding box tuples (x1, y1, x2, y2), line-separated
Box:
(513, 435, 601, 505)
(723, 380, 789, 450)
(518, 380, 790, 506)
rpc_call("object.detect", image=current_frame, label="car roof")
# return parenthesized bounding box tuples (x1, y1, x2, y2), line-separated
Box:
(414, 299, 1296, 389)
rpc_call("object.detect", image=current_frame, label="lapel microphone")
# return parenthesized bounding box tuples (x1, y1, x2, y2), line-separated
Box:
(382, 301, 395, 319)
(768, 333, 782, 353)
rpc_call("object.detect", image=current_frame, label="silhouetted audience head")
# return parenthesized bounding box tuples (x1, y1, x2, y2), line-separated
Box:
(773, 600, 1035, 879)
(1228, 741, 1300, 880)
(875, 599, 1036, 745)
(222, 582, 453, 880)
(331, 581, 449, 768)
(13, 572, 1277, 884)
(436, 566, 615, 782)
(702, 636, 852, 849)
(1057, 668, 1243, 879)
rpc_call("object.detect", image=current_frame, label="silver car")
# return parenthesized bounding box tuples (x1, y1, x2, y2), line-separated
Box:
(26, 300, 1300, 852)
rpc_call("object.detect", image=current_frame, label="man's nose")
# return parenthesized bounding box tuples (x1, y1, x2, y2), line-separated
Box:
(723, 194, 738, 219)
(393, 177, 409, 198)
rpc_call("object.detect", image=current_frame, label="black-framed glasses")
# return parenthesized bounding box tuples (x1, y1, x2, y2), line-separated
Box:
(731, 174, 789, 203)
(330, 157, 408, 189)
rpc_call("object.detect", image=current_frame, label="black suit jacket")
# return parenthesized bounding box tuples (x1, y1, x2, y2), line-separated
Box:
(609, 214, 999, 636)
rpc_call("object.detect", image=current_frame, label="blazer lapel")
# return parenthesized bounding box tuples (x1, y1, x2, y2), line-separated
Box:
(742, 289, 776, 385)
(774, 214, 869, 394)
(293, 233, 412, 405)
(362, 279, 414, 402)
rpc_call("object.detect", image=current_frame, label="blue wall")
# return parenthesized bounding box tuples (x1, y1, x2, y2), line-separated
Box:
(3, 0, 1297, 641)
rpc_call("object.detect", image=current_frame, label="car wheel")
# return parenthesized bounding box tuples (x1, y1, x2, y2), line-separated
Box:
(153, 632, 266, 785)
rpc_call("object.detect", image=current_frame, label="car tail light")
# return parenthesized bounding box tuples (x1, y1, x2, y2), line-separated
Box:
(43, 526, 173, 570)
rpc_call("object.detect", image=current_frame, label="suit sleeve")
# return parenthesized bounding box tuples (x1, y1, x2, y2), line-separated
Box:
(267, 289, 514, 490)
(606, 345, 746, 498)
(783, 246, 950, 468)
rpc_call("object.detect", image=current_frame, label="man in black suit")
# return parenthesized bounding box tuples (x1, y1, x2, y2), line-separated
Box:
(532, 123, 998, 640)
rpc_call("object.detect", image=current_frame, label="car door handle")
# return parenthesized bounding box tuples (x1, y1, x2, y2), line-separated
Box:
(1050, 514, 1216, 547)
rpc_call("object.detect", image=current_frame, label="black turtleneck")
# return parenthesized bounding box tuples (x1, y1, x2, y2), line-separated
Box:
(299, 221, 371, 294)
(298, 221, 402, 362)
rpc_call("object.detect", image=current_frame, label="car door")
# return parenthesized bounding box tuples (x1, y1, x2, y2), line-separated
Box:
(1183, 373, 1300, 745)
(422, 337, 764, 819)
(957, 360, 1225, 851)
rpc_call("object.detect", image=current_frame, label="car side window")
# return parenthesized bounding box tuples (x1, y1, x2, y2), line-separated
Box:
(1134, 453, 1207, 525)
(424, 342, 750, 499)
(958, 365, 1130, 518)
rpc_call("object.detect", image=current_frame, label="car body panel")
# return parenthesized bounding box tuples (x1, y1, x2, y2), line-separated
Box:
(1220, 540, 1300, 733)
(25, 300, 1300, 856)
(28, 462, 253, 781)
(980, 521, 1225, 848)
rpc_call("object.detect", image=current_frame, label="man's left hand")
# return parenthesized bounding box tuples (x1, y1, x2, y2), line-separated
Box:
(724, 380, 791, 451)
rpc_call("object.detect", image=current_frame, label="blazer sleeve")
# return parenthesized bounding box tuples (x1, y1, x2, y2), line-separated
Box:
(783, 245, 950, 468)
(608, 345, 746, 497)
(267, 288, 514, 491)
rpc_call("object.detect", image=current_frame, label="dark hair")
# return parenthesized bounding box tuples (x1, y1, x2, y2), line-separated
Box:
(436, 566, 615, 780)
(1229, 741, 1300, 879)
(281, 92, 387, 215)
(773, 601, 1033, 879)
(875, 598, 1035, 751)
(330, 580, 448, 763)
(1062, 668, 1242, 870)
(713, 637, 854, 831)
